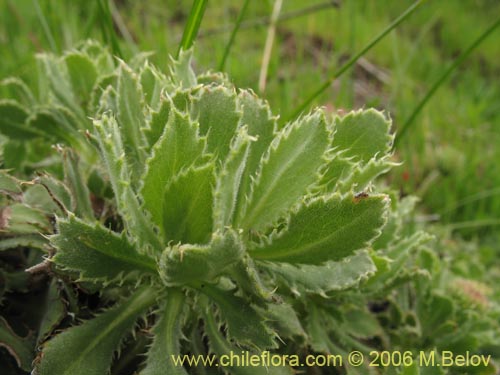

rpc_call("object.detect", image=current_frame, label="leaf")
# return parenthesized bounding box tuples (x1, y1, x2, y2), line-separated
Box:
(0, 317, 35, 371)
(305, 304, 345, 354)
(366, 231, 434, 290)
(140, 289, 187, 375)
(37, 280, 67, 344)
(140, 63, 168, 110)
(338, 157, 397, 194)
(23, 184, 61, 214)
(0, 100, 41, 139)
(203, 310, 293, 375)
(178, 0, 207, 64)
(258, 251, 376, 296)
(226, 256, 274, 303)
(94, 115, 163, 252)
(190, 85, 241, 161)
(238, 112, 329, 232)
(51, 215, 156, 283)
(213, 127, 252, 229)
(61, 149, 94, 220)
(28, 106, 88, 146)
(0, 77, 36, 106)
(36, 287, 156, 375)
(141, 109, 206, 235)
(36, 54, 85, 122)
(64, 52, 98, 107)
(162, 163, 214, 244)
(342, 307, 383, 339)
(259, 303, 306, 340)
(35, 173, 73, 215)
(0, 204, 52, 234)
(197, 70, 231, 85)
(79, 40, 114, 75)
(332, 109, 393, 163)
(171, 88, 196, 112)
(89, 73, 117, 114)
(0, 170, 22, 197)
(399, 362, 420, 375)
(170, 50, 197, 88)
(97, 84, 118, 115)
(2, 141, 26, 170)
(233, 90, 276, 220)
(144, 98, 170, 149)
(237, 90, 276, 163)
(0, 234, 48, 252)
(159, 229, 244, 286)
(201, 284, 277, 349)
(116, 62, 148, 178)
(2, 269, 30, 293)
(251, 194, 388, 264)
(316, 154, 354, 192)
(417, 294, 455, 338)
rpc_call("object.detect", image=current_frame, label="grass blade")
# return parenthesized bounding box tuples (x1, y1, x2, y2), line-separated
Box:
(446, 219, 500, 231)
(200, 1, 339, 38)
(218, 0, 251, 71)
(32, 0, 58, 52)
(97, 0, 123, 58)
(395, 16, 500, 145)
(178, 0, 208, 57)
(287, 0, 424, 121)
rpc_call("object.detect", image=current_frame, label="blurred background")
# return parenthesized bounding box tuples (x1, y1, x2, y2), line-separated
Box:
(2, 0, 500, 244)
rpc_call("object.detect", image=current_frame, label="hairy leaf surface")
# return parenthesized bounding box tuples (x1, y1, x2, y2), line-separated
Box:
(144, 98, 170, 148)
(190, 86, 240, 161)
(36, 287, 156, 375)
(238, 113, 329, 232)
(0, 100, 40, 139)
(259, 251, 376, 296)
(160, 229, 244, 286)
(233, 91, 276, 221)
(0, 317, 34, 371)
(203, 311, 292, 375)
(117, 62, 148, 177)
(170, 49, 197, 89)
(94, 115, 162, 252)
(52, 215, 156, 283)
(0, 170, 22, 197)
(142, 109, 206, 235)
(213, 128, 252, 229)
(201, 285, 276, 349)
(251, 194, 388, 264)
(37, 54, 84, 120)
(162, 163, 214, 244)
(332, 109, 393, 162)
(64, 52, 98, 107)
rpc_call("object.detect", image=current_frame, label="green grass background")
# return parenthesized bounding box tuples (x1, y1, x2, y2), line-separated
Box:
(2, 0, 500, 241)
